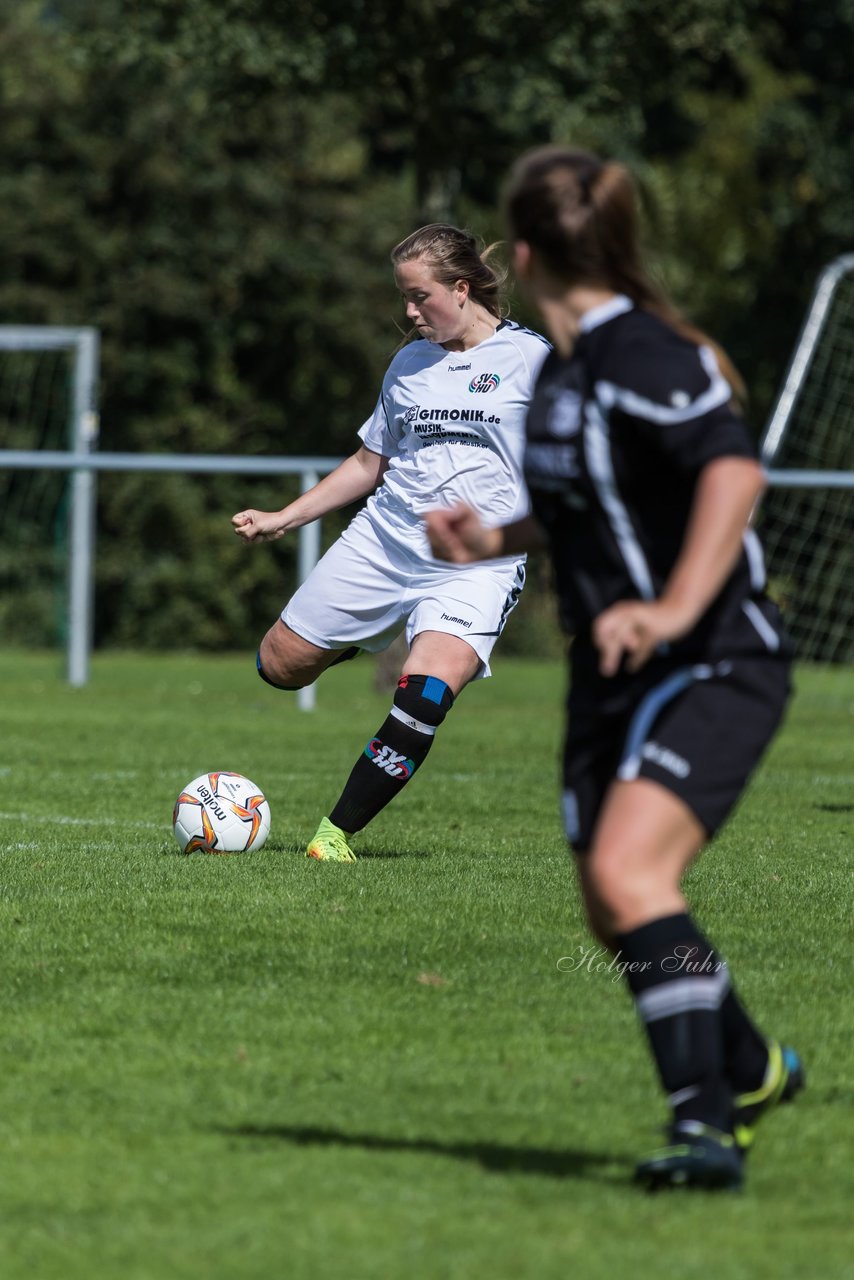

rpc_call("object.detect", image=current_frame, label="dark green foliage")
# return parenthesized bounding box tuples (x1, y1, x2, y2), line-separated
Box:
(0, 2, 851, 650)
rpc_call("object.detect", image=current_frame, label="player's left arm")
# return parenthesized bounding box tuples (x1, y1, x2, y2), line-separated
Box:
(594, 456, 766, 676)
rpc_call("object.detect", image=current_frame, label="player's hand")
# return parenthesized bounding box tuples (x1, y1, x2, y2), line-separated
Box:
(231, 509, 286, 543)
(424, 505, 502, 563)
(592, 599, 695, 676)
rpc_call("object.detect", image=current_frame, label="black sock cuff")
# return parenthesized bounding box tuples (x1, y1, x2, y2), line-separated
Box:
(394, 674, 454, 727)
(616, 913, 723, 995)
(616, 912, 696, 957)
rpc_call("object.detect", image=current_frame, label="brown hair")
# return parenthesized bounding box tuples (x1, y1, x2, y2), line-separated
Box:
(391, 223, 508, 321)
(502, 146, 746, 405)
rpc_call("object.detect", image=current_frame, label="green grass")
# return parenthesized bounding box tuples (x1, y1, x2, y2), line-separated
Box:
(0, 650, 851, 1280)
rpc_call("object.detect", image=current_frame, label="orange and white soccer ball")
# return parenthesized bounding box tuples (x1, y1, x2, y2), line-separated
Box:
(172, 771, 271, 854)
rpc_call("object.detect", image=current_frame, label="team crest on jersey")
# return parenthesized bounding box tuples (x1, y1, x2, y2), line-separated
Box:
(548, 389, 583, 438)
(468, 372, 500, 393)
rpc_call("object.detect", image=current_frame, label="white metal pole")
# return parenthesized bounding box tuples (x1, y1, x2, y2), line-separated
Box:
(66, 330, 100, 687)
(761, 254, 854, 465)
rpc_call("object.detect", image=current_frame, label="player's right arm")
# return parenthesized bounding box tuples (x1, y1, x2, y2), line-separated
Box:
(232, 446, 389, 543)
(426, 505, 546, 562)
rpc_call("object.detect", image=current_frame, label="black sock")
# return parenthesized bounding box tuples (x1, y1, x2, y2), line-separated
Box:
(720, 987, 770, 1094)
(329, 675, 454, 834)
(616, 912, 732, 1130)
(330, 715, 434, 832)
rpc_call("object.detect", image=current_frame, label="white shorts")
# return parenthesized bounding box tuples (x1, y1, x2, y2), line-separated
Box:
(281, 507, 525, 679)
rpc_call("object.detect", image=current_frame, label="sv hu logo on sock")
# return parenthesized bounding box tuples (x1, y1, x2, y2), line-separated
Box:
(364, 738, 415, 779)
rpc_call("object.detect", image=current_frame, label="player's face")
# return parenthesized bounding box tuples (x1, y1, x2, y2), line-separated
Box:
(394, 257, 467, 345)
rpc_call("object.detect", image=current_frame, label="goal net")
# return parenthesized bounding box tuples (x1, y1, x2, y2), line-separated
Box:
(0, 345, 75, 646)
(758, 255, 854, 664)
(0, 328, 99, 674)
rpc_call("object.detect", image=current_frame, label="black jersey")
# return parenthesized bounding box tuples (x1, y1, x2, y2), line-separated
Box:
(524, 296, 786, 663)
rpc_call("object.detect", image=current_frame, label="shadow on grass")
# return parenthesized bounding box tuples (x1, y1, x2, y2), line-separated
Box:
(354, 846, 432, 859)
(219, 1122, 626, 1182)
(269, 839, 432, 859)
(814, 803, 854, 813)
(161, 840, 432, 859)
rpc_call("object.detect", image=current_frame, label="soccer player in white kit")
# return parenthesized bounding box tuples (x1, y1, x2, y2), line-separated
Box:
(232, 224, 549, 861)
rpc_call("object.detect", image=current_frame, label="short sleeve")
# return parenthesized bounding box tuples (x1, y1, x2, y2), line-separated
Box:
(357, 391, 396, 456)
(595, 337, 757, 474)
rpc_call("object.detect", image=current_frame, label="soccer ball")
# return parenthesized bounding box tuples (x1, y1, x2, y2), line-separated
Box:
(172, 771, 271, 854)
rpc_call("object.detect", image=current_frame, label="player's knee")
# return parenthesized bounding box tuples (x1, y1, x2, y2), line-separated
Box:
(585, 848, 655, 932)
(393, 674, 455, 730)
(256, 648, 302, 692)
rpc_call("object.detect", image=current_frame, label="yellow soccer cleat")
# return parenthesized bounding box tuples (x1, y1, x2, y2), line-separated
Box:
(305, 816, 357, 863)
(733, 1041, 804, 1153)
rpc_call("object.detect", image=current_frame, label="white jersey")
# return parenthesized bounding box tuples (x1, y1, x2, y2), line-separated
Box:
(358, 321, 550, 541)
(283, 322, 548, 674)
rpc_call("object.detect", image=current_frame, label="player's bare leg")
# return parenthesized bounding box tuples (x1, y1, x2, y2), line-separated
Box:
(578, 778, 704, 946)
(258, 619, 354, 690)
(403, 629, 482, 694)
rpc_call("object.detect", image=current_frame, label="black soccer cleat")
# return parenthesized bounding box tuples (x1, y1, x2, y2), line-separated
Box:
(634, 1121, 743, 1191)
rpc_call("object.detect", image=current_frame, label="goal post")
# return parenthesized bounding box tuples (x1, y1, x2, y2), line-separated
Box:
(758, 255, 854, 665)
(0, 326, 100, 685)
(0, 438, 340, 706)
(0, 327, 338, 703)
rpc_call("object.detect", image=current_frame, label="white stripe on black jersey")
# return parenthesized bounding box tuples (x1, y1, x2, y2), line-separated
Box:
(524, 296, 787, 660)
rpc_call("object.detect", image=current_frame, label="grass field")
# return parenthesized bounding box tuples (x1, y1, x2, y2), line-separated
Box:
(1, 650, 851, 1280)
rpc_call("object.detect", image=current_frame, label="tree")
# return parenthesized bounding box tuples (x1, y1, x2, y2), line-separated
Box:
(1, 0, 850, 650)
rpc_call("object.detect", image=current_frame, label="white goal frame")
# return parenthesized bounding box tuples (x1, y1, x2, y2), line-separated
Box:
(755, 254, 854, 665)
(761, 252, 854, 484)
(0, 325, 342, 707)
(0, 326, 100, 685)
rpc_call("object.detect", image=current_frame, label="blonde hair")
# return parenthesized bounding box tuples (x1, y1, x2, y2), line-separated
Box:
(391, 223, 508, 320)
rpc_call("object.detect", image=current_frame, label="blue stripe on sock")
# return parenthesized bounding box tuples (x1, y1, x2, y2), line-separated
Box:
(422, 676, 449, 704)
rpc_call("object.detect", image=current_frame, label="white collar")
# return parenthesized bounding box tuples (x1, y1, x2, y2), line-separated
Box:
(579, 294, 633, 334)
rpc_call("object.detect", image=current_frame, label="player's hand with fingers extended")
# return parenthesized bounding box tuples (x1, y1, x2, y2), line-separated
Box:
(593, 598, 697, 677)
(231, 508, 286, 543)
(425, 505, 502, 563)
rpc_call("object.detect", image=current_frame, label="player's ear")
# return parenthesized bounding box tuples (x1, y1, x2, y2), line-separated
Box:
(454, 278, 469, 306)
(512, 240, 532, 280)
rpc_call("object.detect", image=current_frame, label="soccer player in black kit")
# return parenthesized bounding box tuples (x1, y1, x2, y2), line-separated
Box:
(427, 145, 804, 1190)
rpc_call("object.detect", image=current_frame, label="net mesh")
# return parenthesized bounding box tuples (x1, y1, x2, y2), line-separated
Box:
(758, 261, 854, 664)
(0, 348, 72, 646)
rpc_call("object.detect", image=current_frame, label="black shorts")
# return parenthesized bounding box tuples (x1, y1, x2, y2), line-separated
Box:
(562, 655, 792, 852)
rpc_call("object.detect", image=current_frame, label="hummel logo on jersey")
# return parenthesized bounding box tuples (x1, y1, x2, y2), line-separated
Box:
(469, 372, 500, 393)
(642, 741, 691, 778)
(449, 363, 471, 371)
(441, 611, 472, 628)
(364, 738, 415, 779)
